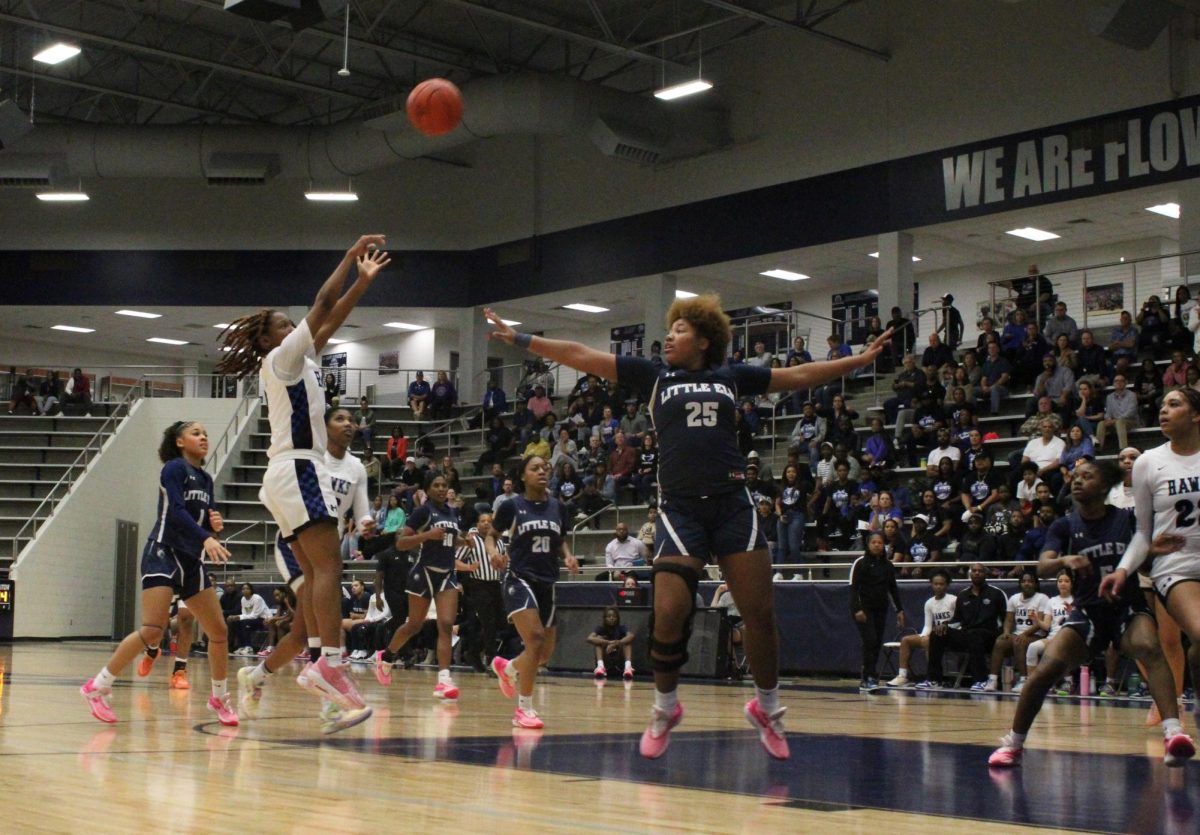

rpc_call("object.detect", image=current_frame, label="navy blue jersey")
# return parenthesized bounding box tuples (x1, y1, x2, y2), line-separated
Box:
(493, 494, 570, 584)
(616, 357, 771, 498)
(148, 458, 215, 557)
(406, 500, 461, 571)
(1042, 506, 1136, 608)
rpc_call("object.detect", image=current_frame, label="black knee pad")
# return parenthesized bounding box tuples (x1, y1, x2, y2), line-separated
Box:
(648, 562, 702, 672)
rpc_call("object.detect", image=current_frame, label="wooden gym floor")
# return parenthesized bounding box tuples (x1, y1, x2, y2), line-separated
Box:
(0, 643, 1194, 833)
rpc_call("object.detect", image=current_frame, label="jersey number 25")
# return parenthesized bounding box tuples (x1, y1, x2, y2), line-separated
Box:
(684, 402, 718, 428)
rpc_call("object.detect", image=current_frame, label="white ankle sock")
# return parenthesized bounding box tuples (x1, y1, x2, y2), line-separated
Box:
(654, 689, 678, 712)
(1008, 730, 1027, 747)
(438, 668, 452, 683)
(250, 663, 269, 687)
(1164, 718, 1184, 738)
(987, 674, 999, 686)
(95, 667, 116, 690)
(518, 695, 533, 711)
(624, 660, 632, 670)
(211, 679, 228, 699)
(756, 686, 780, 714)
(898, 668, 908, 678)
(321, 647, 345, 668)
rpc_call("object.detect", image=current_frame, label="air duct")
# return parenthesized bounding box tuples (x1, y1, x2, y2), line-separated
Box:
(0, 72, 730, 183)
(224, 0, 347, 31)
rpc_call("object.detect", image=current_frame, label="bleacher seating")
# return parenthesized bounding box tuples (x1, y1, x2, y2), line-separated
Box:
(0, 413, 123, 571)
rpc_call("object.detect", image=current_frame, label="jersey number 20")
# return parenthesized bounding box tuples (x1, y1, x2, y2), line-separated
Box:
(684, 402, 718, 427)
(532, 536, 551, 553)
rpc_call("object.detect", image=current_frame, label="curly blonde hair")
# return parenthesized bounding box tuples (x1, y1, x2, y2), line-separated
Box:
(665, 294, 730, 368)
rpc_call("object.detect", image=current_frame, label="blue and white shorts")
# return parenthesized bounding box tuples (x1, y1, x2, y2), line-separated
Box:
(259, 457, 339, 541)
(407, 563, 461, 599)
(501, 573, 556, 627)
(274, 533, 305, 590)
(141, 540, 211, 600)
(655, 488, 767, 562)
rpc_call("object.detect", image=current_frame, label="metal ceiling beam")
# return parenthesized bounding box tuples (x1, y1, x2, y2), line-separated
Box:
(169, 0, 483, 75)
(694, 0, 890, 61)
(0, 61, 254, 121)
(433, 0, 690, 69)
(0, 10, 372, 102)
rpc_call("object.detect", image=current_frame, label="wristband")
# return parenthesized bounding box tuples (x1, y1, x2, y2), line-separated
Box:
(514, 332, 533, 349)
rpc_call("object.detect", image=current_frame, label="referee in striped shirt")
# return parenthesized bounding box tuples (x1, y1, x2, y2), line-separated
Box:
(455, 513, 506, 672)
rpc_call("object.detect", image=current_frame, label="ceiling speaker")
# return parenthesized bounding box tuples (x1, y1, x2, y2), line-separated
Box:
(0, 99, 33, 151)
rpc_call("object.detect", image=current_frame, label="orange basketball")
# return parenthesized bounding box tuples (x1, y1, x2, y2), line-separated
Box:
(406, 78, 464, 137)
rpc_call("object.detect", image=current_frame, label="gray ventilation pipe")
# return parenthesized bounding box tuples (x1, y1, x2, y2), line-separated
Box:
(0, 72, 729, 183)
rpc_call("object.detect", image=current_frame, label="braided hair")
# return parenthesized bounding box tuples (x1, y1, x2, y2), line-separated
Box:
(215, 308, 276, 379)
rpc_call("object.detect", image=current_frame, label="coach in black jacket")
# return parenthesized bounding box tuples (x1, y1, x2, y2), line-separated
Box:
(849, 532, 905, 688)
(926, 562, 1006, 687)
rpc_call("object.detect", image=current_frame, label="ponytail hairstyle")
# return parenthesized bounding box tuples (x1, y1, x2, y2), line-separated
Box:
(215, 308, 277, 379)
(158, 421, 196, 464)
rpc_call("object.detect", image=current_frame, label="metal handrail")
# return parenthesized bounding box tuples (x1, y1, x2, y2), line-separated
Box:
(207, 389, 262, 477)
(568, 499, 624, 554)
(556, 557, 1036, 582)
(9, 377, 146, 562)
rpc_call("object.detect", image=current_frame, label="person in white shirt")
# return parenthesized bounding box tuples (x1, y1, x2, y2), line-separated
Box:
(1106, 446, 1138, 509)
(746, 340, 771, 367)
(887, 570, 956, 687)
(228, 583, 272, 655)
(1021, 569, 1073, 692)
(926, 429, 961, 471)
(349, 589, 391, 660)
(605, 522, 650, 570)
(984, 570, 1051, 691)
(1021, 419, 1066, 495)
(1015, 462, 1044, 513)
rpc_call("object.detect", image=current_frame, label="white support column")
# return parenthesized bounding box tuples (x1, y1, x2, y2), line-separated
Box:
(876, 232, 914, 320)
(644, 274, 678, 352)
(1180, 180, 1200, 286)
(458, 305, 490, 405)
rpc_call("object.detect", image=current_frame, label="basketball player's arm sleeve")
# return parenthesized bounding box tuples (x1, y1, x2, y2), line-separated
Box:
(921, 599, 934, 637)
(492, 501, 515, 535)
(731, 364, 773, 398)
(1117, 456, 1155, 574)
(614, 356, 659, 402)
(407, 505, 430, 532)
(161, 460, 212, 555)
(269, 318, 315, 381)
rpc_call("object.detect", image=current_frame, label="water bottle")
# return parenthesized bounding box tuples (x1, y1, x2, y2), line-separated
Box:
(1002, 664, 1013, 690)
(1127, 672, 1141, 695)
(1079, 665, 1090, 698)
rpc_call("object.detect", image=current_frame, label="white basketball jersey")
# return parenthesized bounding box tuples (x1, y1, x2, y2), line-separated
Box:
(325, 450, 370, 523)
(920, 594, 957, 637)
(1046, 595, 1072, 637)
(1008, 591, 1051, 632)
(1136, 443, 1200, 583)
(260, 318, 327, 461)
